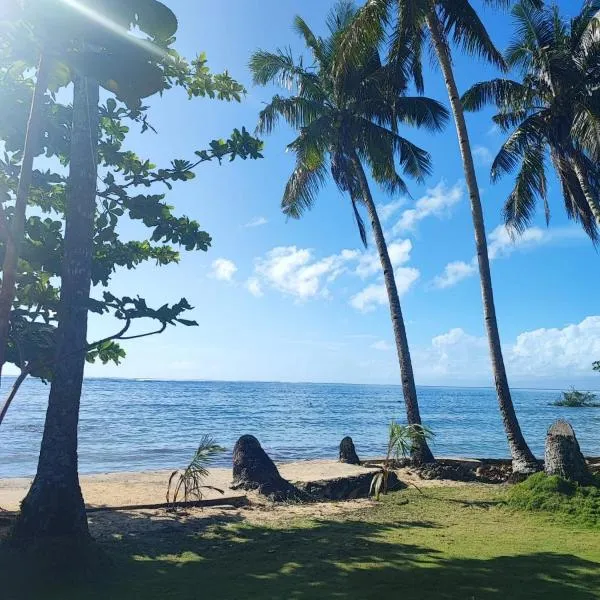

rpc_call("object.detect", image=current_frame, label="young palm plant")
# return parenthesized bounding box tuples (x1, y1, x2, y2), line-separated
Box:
(337, 0, 539, 473)
(370, 421, 434, 500)
(462, 1, 600, 240)
(250, 1, 448, 464)
(167, 435, 226, 509)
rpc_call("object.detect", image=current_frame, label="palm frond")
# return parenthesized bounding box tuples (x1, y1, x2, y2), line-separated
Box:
(166, 435, 226, 508)
(334, 0, 392, 80)
(256, 95, 324, 135)
(293, 15, 327, 66)
(282, 154, 328, 219)
(392, 96, 449, 132)
(389, 0, 429, 93)
(438, 0, 506, 70)
(503, 143, 548, 234)
(462, 79, 531, 112)
(491, 112, 547, 181)
(249, 48, 318, 92)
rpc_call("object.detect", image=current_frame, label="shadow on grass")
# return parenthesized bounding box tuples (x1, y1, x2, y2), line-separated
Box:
(1, 509, 599, 600)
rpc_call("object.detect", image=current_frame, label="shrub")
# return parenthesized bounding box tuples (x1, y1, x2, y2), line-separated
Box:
(506, 472, 600, 527)
(552, 388, 599, 407)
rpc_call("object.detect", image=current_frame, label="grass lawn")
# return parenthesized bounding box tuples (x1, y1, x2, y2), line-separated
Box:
(2, 485, 600, 599)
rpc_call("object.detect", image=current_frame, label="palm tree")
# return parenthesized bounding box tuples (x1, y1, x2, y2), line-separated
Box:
(338, 0, 538, 473)
(462, 1, 600, 240)
(250, 1, 449, 464)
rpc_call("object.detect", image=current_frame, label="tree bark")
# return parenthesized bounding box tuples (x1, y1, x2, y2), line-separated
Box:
(544, 420, 593, 485)
(426, 11, 537, 473)
(14, 75, 99, 541)
(0, 54, 50, 384)
(231, 434, 308, 501)
(351, 152, 434, 465)
(572, 153, 600, 227)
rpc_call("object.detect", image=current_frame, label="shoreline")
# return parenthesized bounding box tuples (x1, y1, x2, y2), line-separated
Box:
(0, 458, 492, 512)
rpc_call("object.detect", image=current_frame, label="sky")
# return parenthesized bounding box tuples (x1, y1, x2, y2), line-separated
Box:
(29, 0, 600, 388)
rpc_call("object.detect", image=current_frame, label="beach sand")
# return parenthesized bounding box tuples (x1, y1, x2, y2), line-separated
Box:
(0, 460, 494, 541)
(0, 459, 472, 513)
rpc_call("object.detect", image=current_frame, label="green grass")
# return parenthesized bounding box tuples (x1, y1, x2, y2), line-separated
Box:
(507, 472, 600, 527)
(2, 486, 600, 599)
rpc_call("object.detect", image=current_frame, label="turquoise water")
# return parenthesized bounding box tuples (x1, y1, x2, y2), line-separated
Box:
(1, 378, 599, 477)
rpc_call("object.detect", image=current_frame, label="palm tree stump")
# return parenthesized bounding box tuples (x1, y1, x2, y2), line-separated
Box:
(339, 436, 360, 465)
(544, 420, 593, 485)
(231, 435, 308, 502)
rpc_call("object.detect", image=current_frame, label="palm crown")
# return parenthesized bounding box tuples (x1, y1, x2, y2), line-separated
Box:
(336, 0, 525, 93)
(462, 1, 600, 240)
(250, 0, 448, 245)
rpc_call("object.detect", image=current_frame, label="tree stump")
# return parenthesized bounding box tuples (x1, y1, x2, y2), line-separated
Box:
(544, 420, 593, 485)
(339, 436, 360, 465)
(230, 435, 308, 502)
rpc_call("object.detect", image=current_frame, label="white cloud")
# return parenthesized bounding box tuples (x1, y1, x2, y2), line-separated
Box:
(510, 316, 600, 376)
(433, 225, 584, 289)
(211, 258, 237, 282)
(254, 246, 358, 300)
(245, 216, 268, 228)
(392, 181, 463, 235)
(433, 260, 477, 289)
(355, 240, 413, 279)
(415, 316, 600, 382)
(246, 277, 263, 297)
(473, 145, 493, 166)
(377, 199, 405, 222)
(487, 224, 545, 260)
(371, 340, 393, 351)
(350, 267, 420, 312)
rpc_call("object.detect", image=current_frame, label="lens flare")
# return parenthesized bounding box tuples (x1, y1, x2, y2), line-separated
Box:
(58, 0, 168, 60)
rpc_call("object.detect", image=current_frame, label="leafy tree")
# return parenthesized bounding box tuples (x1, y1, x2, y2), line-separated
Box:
(250, 1, 448, 464)
(338, 0, 538, 473)
(0, 0, 188, 379)
(463, 1, 600, 239)
(1, 3, 261, 541)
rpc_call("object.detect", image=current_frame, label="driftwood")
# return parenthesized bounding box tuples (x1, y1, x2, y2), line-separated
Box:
(339, 436, 360, 465)
(545, 420, 593, 485)
(0, 496, 250, 518)
(230, 434, 309, 502)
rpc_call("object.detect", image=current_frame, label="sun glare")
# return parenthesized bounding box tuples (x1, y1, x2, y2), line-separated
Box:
(58, 0, 167, 60)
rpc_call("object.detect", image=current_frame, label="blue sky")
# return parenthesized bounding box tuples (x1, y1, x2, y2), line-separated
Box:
(47, 0, 600, 388)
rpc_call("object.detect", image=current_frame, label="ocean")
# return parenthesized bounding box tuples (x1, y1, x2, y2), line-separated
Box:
(1, 378, 599, 478)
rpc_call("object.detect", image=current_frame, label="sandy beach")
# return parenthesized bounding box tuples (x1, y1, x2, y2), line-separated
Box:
(0, 459, 476, 513)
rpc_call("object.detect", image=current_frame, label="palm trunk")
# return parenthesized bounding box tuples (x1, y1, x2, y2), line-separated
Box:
(351, 151, 434, 464)
(0, 54, 50, 384)
(14, 75, 99, 540)
(572, 153, 600, 226)
(426, 11, 537, 473)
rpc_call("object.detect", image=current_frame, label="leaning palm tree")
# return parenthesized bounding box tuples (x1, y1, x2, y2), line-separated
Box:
(462, 1, 600, 240)
(250, 1, 449, 463)
(338, 0, 538, 473)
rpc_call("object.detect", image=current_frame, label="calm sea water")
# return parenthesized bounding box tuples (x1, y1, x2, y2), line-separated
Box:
(1, 378, 599, 478)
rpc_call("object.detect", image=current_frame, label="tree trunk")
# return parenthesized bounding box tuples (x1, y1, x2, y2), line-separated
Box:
(0, 54, 50, 384)
(426, 11, 537, 473)
(572, 153, 600, 227)
(544, 420, 593, 485)
(231, 434, 308, 501)
(339, 436, 360, 465)
(13, 75, 99, 541)
(351, 152, 434, 465)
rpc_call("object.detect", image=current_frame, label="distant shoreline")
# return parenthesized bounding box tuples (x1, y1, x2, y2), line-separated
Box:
(4, 374, 599, 393)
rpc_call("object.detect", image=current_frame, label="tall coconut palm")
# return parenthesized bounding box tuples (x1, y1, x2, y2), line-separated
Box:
(462, 1, 600, 240)
(338, 0, 538, 473)
(250, 1, 449, 464)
